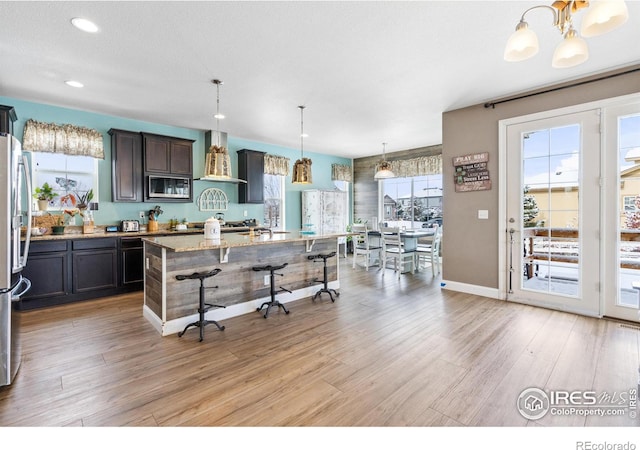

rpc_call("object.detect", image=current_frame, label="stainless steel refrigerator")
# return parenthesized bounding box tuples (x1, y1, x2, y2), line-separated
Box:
(0, 132, 32, 387)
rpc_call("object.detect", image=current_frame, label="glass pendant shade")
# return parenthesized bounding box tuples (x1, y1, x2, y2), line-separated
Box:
(292, 157, 313, 184)
(580, 0, 629, 37)
(374, 161, 395, 180)
(205, 145, 232, 178)
(552, 30, 589, 68)
(504, 22, 539, 62)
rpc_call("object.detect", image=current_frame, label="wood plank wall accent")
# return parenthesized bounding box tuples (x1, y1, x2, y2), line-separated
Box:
(144, 244, 164, 318)
(353, 144, 442, 224)
(145, 239, 338, 322)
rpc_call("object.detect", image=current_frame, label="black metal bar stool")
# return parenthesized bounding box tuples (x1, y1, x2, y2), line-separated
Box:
(308, 251, 339, 302)
(176, 268, 226, 341)
(252, 263, 291, 318)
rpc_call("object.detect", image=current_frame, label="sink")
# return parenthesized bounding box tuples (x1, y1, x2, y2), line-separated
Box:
(237, 230, 291, 236)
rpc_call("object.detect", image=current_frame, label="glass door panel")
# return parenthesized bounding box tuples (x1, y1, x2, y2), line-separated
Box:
(604, 102, 640, 321)
(507, 110, 600, 316)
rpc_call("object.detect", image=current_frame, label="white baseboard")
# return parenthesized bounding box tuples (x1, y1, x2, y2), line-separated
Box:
(145, 280, 340, 336)
(440, 279, 505, 300)
(142, 305, 163, 334)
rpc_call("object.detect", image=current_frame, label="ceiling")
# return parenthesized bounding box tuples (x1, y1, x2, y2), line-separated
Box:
(1, 1, 639, 158)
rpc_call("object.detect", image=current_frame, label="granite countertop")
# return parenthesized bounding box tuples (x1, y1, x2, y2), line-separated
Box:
(143, 231, 346, 252)
(25, 226, 253, 241)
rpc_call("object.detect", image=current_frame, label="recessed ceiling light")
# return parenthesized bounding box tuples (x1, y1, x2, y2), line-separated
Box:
(65, 80, 84, 88)
(71, 17, 99, 33)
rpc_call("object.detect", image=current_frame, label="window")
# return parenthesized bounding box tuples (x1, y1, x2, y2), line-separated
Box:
(623, 195, 638, 212)
(32, 152, 98, 210)
(263, 173, 285, 230)
(381, 174, 443, 229)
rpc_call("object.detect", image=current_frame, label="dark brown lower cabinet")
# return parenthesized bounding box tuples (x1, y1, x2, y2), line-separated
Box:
(18, 237, 138, 310)
(71, 239, 118, 293)
(120, 237, 144, 286)
(19, 241, 69, 307)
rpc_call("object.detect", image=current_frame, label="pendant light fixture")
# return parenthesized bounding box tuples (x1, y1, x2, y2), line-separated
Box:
(374, 142, 395, 180)
(503, 0, 629, 69)
(204, 79, 232, 178)
(292, 105, 312, 184)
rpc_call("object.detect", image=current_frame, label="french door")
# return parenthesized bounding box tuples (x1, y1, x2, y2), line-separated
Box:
(506, 110, 601, 316)
(602, 101, 640, 322)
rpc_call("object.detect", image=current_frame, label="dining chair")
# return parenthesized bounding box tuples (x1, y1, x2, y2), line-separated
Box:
(380, 226, 415, 278)
(352, 223, 381, 271)
(416, 226, 442, 276)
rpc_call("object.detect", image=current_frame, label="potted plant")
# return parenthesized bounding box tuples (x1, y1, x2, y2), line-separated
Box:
(75, 188, 94, 211)
(33, 182, 58, 211)
(51, 214, 66, 235)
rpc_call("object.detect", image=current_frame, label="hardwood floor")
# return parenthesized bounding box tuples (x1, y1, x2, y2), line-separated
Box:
(1, 257, 639, 427)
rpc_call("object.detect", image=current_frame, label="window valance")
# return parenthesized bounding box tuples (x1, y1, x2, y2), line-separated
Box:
(22, 119, 105, 159)
(331, 163, 353, 182)
(264, 154, 290, 176)
(387, 155, 442, 178)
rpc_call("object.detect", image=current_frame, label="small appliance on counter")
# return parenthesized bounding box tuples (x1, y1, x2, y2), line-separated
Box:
(121, 220, 140, 232)
(204, 217, 221, 241)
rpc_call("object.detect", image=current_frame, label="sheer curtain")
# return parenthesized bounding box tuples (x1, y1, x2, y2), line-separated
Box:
(22, 119, 104, 159)
(331, 163, 352, 182)
(389, 155, 442, 178)
(264, 154, 290, 176)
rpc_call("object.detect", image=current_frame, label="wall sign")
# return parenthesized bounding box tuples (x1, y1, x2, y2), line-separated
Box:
(453, 152, 491, 192)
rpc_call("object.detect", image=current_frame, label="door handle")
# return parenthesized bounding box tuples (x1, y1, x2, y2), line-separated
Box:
(20, 154, 33, 268)
(11, 276, 31, 300)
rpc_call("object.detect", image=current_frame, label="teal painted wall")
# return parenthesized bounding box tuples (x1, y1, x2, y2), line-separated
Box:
(0, 96, 352, 230)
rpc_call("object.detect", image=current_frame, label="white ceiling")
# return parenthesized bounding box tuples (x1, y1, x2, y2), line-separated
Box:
(1, 1, 639, 158)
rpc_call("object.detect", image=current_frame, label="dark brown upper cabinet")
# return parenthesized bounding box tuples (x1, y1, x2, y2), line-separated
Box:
(142, 132, 194, 203)
(237, 149, 265, 204)
(142, 132, 193, 176)
(109, 129, 143, 203)
(0, 105, 17, 135)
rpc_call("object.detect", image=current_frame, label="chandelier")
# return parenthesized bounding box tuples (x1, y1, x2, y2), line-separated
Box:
(292, 105, 312, 184)
(374, 142, 395, 180)
(504, 0, 629, 68)
(204, 79, 232, 178)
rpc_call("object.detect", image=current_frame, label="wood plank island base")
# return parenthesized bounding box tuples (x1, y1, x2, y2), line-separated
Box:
(142, 232, 343, 336)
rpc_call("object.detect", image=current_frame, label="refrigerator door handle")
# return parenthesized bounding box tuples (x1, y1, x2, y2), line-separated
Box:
(11, 275, 31, 300)
(20, 154, 32, 268)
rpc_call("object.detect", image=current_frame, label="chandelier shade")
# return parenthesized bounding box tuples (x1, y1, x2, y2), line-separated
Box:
(580, 0, 629, 37)
(552, 29, 589, 68)
(504, 22, 539, 62)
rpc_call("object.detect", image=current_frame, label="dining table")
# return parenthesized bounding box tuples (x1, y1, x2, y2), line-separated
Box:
(363, 228, 437, 273)
(367, 228, 436, 251)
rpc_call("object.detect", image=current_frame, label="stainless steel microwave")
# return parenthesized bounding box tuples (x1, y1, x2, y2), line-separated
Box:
(148, 175, 190, 199)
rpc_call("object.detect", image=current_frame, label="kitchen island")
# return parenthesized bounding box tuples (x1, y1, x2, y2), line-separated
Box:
(142, 232, 344, 336)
